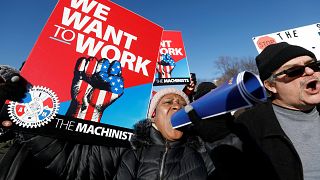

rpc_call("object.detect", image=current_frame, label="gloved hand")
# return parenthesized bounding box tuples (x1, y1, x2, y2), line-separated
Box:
(66, 57, 124, 122)
(183, 106, 232, 142)
(0, 65, 28, 103)
(156, 53, 176, 78)
(183, 73, 197, 102)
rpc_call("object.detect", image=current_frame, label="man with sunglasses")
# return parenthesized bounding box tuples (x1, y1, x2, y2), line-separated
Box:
(234, 42, 320, 180)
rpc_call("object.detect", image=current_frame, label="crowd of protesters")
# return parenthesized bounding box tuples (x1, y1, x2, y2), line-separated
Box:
(1, 42, 320, 180)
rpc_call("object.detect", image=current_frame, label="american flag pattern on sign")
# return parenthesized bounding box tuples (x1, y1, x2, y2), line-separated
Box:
(156, 53, 176, 78)
(67, 57, 124, 122)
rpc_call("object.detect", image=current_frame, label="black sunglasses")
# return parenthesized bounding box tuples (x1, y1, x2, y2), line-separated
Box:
(272, 60, 320, 79)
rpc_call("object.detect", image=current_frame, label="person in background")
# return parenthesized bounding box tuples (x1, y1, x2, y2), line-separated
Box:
(193, 81, 216, 100)
(0, 65, 27, 109)
(183, 72, 197, 102)
(0, 64, 127, 180)
(1, 117, 126, 179)
(0, 65, 27, 160)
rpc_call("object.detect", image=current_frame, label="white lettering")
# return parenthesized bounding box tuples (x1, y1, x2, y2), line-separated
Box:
(86, 125, 94, 134)
(62, 7, 91, 30)
(159, 47, 183, 56)
(75, 122, 87, 132)
(123, 32, 137, 50)
(83, 19, 102, 38)
(76, 33, 104, 56)
(103, 25, 123, 46)
(160, 40, 172, 47)
(76, 34, 150, 76)
(71, 0, 98, 14)
(101, 45, 121, 60)
(134, 56, 151, 76)
(93, 3, 110, 21)
(94, 126, 103, 135)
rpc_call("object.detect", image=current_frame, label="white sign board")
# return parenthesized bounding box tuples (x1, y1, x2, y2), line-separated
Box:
(252, 23, 320, 59)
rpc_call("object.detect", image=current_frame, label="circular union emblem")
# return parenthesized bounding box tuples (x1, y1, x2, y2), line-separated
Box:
(8, 86, 59, 128)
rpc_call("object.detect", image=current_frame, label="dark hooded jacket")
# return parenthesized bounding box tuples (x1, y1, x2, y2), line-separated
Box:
(0, 134, 126, 180)
(114, 120, 219, 180)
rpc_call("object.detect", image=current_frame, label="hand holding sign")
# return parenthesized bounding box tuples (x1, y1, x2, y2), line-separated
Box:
(0, 65, 28, 102)
(66, 57, 124, 122)
(156, 53, 176, 78)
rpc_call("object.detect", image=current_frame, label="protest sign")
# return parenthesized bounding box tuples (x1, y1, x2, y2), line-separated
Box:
(252, 23, 320, 58)
(151, 30, 191, 98)
(0, 0, 163, 146)
(150, 30, 191, 118)
(171, 71, 267, 129)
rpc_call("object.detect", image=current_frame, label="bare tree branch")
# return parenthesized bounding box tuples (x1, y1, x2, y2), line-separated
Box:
(214, 56, 258, 86)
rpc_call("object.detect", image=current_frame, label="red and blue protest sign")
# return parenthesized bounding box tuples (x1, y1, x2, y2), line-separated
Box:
(153, 30, 190, 89)
(2, 0, 163, 146)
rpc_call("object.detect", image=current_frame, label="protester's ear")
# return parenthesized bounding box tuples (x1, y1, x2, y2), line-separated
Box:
(151, 110, 156, 118)
(264, 80, 277, 94)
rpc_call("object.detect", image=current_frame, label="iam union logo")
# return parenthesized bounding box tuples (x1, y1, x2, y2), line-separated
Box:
(8, 86, 59, 128)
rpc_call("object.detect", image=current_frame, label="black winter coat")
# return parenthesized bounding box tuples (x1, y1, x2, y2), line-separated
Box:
(0, 134, 126, 180)
(115, 120, 210, 180)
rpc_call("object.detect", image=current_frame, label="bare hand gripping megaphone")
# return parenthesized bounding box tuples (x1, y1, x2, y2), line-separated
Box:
(171, 71, 267, 129)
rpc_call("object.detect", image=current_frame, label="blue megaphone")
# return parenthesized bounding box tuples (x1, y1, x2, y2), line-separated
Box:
(171, 71, 267, 129)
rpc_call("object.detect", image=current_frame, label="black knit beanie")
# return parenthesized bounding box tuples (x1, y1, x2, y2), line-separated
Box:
(255, 42, 316, 81)
(194, 82, 217, 100)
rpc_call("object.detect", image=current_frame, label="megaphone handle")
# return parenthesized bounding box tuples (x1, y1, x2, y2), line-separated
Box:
(184, 105, 202, 124)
